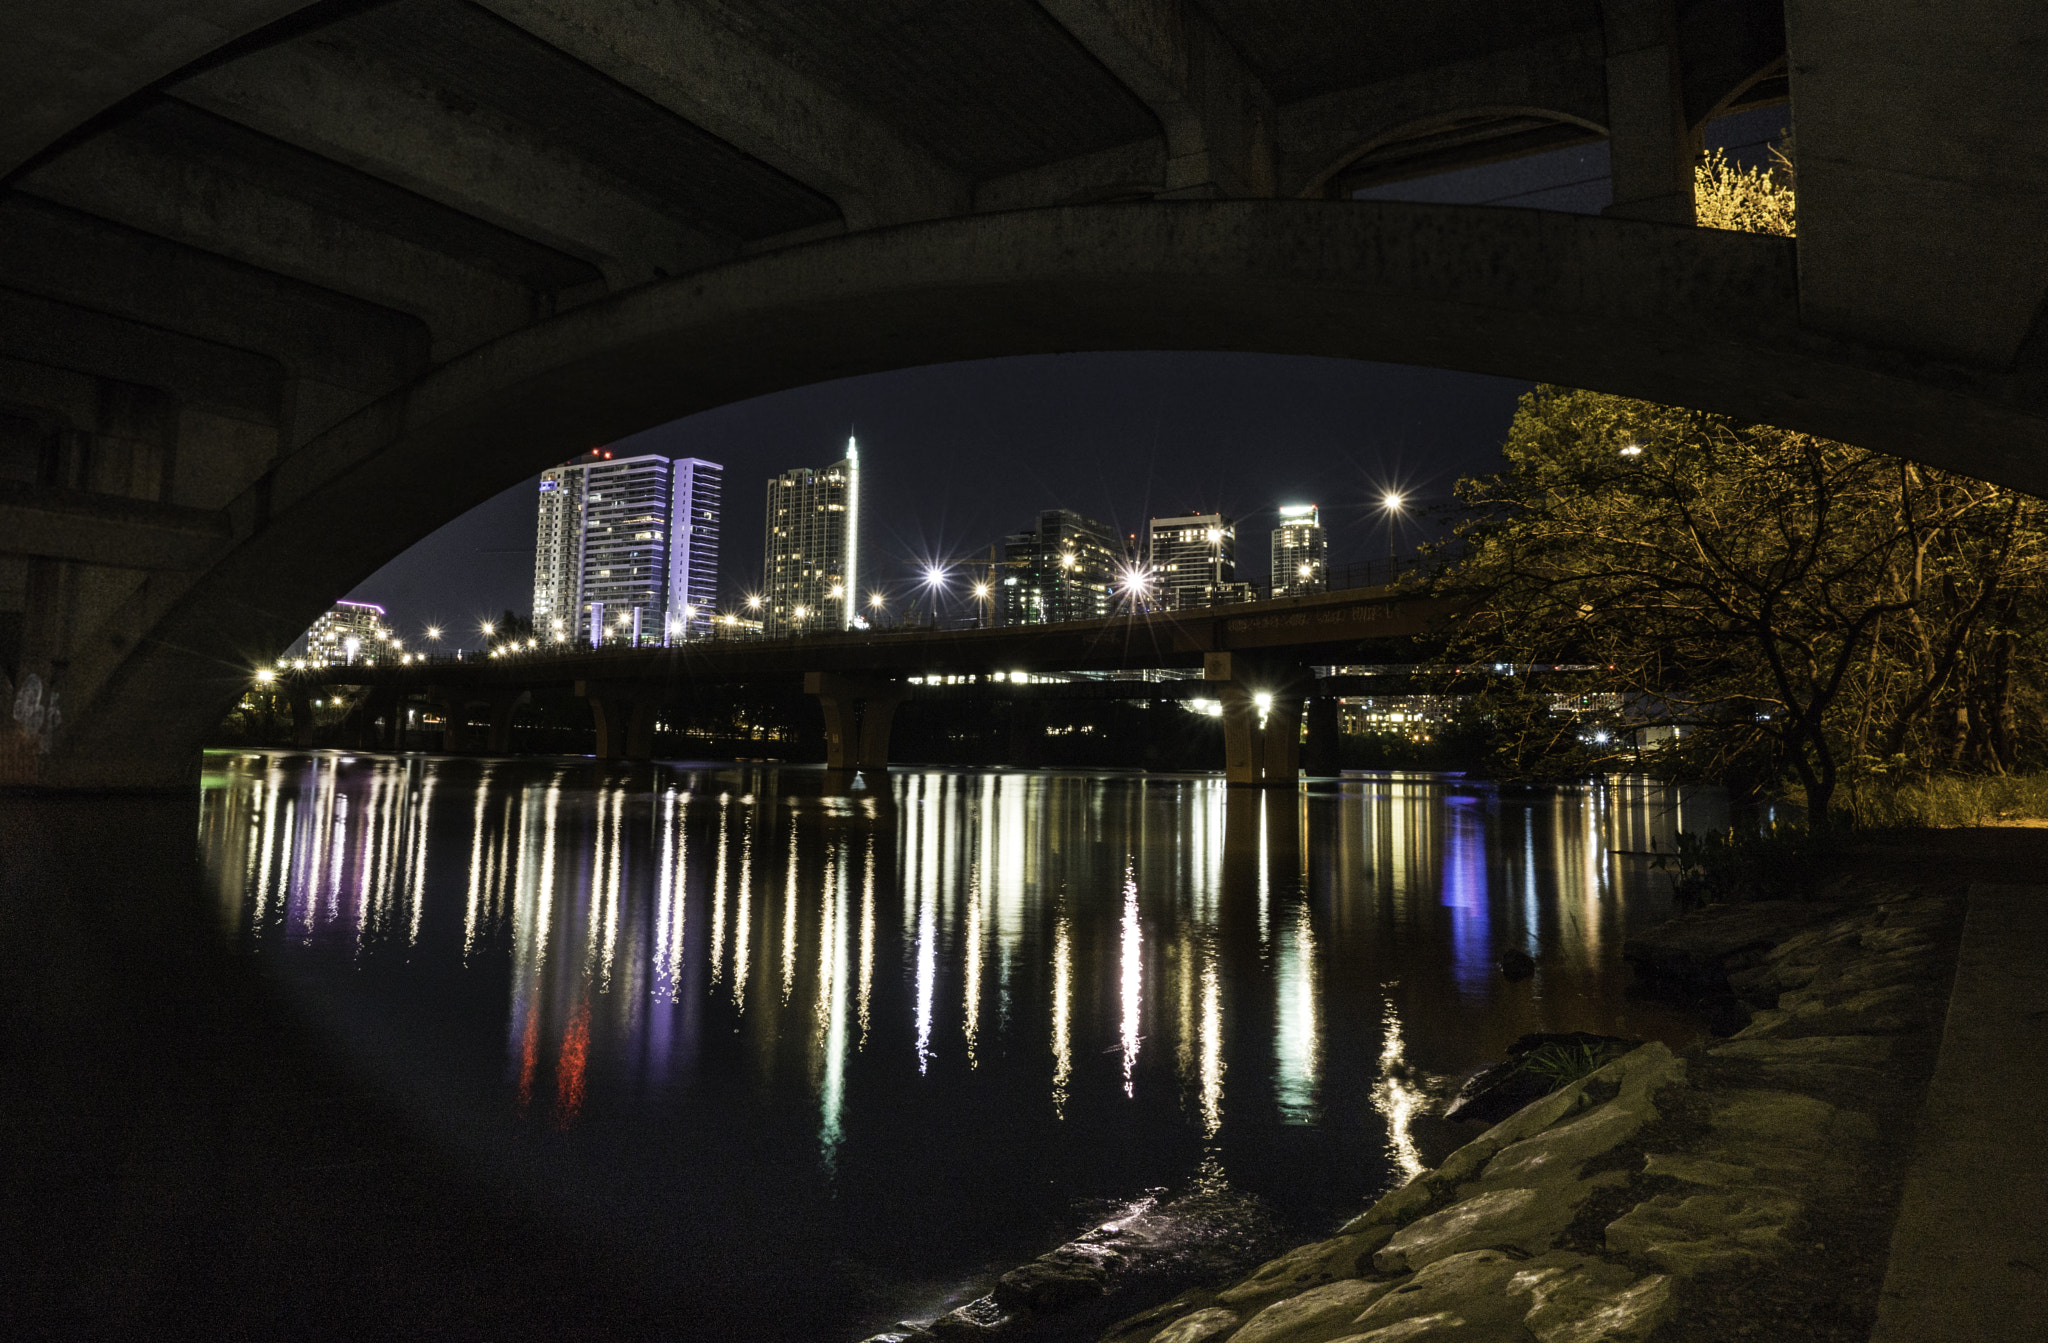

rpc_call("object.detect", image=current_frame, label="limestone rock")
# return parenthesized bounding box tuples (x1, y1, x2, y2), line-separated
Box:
(1149, 1307, 1243, 1343)
(1339, 1312, 1463, 1340)
(1516, 1266, 1673, 1343)
(1708, 1034, 1893, 1066)
(1641, 1153, 1758, 1187)
(1373, 1184, 1597, 1272)
(1470, 1101, 1645, 1192)
(1443, 1033, 1633, 1125)
(1102, 1290, 1219, 1343)
(993, 1248, 1107, 1311)
(1625, 902, 1846, 994)
(1859, 924, 1942, 955)
(1339, 1178, 1435, 1234)
(1232, 1278, 1398, 1343)
(1605, 1188, 1803, 1275)
(1217, 1227, 1391, 1306)
(1350, 1248, 1538, 1336)
(928, 1295, 1023, 1340)
(858, 1327, 935, 1343)
(1774, 982, 1931, 1033)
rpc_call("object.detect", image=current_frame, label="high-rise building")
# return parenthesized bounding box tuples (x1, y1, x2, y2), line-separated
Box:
(1271, 503, 1327, 596)
(300, 600, 393, 665)
(532, 459, 589, 639)
(762, 437, 861, 636)
(530, 449, 723, 646)
(1147, 511, 1236, 610)
(667, 458, 722, 638)
(999, 509, 1122, 625)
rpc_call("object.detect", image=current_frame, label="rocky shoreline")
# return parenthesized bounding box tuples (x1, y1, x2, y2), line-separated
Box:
(1090, 880, 1962, 1343)
(856, 876, 1962, 1343)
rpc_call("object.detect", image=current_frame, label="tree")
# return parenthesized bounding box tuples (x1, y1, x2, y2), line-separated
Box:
(1431, 138, 2048, 826)
(1436, 391, 2048, 824)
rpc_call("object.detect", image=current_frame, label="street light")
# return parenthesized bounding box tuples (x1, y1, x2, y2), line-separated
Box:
(426, 626, 441, 642)
(1380, 492, 1406, 567)
(481, 621, 495, 638)
(924, 565, 948, 625)
(973, 581, 991, 628)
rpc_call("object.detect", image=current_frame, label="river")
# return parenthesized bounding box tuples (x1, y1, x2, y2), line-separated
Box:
(196, 751, 1719, 1339)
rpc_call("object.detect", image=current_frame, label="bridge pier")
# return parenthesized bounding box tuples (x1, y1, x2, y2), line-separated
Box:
(286, 681, 314, 748)
(1210, 653, 1306, 787)
(807, 673, 907, 771)
(426, 688, 474, 752)
(580, 684, 658, 762)
(484, 691, 524, 755)
(1302, 692, 1342, 777)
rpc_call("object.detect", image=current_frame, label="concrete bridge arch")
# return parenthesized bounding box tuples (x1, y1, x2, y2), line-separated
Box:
(4, 0, 2045, 787)
(34, 196, 2048, 787)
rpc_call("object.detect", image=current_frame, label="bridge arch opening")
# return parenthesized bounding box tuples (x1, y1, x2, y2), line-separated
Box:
(20, 198, 2045, 787)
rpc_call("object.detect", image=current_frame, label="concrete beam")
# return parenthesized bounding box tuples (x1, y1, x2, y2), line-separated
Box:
(18, 126, 541, 360)
(170, 39, 731, 287)
(1601, 0, 1696, 225)
(1274, 31, 1608, 198)
(474, 0, 964, 230)
(1787, 0, 2048, 369)
(0, 483, 232, 569)
(1039, 0, 1274, 198)
(0, 287, 282, 422)
(0, 0, 319, 177)
(0, 194, 427, 397)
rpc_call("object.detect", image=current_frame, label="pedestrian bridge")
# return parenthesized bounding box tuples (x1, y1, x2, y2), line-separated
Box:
(3, 1, 2043, 787)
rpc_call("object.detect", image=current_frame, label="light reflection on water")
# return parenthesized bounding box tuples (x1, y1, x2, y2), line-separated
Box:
(198, 753, 1715, 1340)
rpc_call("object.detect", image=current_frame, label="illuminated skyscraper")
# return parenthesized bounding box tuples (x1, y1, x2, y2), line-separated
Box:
(299, 600, 393, 665)
(532, 458, 589, 638)
(1271, 503, 1327, 596)
(531, 449, 722, 646)
(762, 437, 861, 635)
(1147, 511, 1236, 610)
(999, 509, 1121, 625)
(666, 458, 722, 638)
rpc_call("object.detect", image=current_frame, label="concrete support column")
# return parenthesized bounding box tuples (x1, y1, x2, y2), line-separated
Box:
(1007, 699, 1047, 768)
(428, 691, 472, 752)
(1217, 681, 1263, 785)
(1601, 0, 1696, 225)
(578, 680, 659, 761)
(1302, 692, 1342, 777)
(806, 672, 908, 771)
(363, 688, 399, 751)
(1261, 692, 1303, 784)
(286, 681, 313, 748)
(1208, 651, 1307, 786)
(484, 692, 523, 755)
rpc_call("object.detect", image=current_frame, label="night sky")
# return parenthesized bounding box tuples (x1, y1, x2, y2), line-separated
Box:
(346, 109, 1787, 645)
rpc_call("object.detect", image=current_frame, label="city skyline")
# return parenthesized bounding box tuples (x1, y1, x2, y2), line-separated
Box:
(342, 352, 1526, 642)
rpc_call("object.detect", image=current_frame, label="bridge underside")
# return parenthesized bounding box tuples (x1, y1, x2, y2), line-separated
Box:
(3, 1, 2044, 788)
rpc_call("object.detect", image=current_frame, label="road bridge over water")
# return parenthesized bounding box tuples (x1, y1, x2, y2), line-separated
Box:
(287, 584, 1448, 782)
(3, 0, 2043, 787)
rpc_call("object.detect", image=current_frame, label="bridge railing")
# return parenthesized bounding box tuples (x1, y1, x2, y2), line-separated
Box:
(274, 556, 1432, 669)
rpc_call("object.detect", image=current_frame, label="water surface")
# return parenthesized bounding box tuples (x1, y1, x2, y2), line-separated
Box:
(198, 753, 1715, 1339)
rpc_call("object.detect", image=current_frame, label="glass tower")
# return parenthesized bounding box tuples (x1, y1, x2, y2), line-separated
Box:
(762, 437, 861, 636)
(667, 458, 722, 638)
(531, 449, 722, 646)
(999, 509, 1121, 625)
(1147, 511, 1236, 610)
(1271, 503, 1327, 596)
